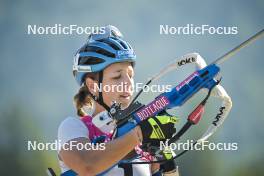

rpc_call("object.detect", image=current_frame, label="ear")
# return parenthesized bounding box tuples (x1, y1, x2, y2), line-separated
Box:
(85, 77, 98, 95)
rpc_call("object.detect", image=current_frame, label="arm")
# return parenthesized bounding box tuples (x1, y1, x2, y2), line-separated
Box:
(151, 163, 160, 174)
(59, 126, 142, 176)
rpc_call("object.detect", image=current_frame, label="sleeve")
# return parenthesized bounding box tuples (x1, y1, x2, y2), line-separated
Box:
(57, 116, 89, 151)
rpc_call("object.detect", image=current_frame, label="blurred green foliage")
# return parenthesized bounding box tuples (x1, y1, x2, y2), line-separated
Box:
(0, 104, 59, 175)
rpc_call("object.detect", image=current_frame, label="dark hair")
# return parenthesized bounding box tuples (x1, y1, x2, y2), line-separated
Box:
(73, 73, 98, 116)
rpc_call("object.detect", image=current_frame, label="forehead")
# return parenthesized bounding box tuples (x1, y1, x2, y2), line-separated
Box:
(104, 62, 133, 72)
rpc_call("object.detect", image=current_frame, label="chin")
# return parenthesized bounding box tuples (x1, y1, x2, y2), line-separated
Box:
(120, 102, 129, 109)
(120, 100, 131, 109)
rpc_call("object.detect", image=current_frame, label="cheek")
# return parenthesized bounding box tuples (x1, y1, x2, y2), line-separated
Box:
(102, 91, 118, 106)
(101, 79, 119, 105)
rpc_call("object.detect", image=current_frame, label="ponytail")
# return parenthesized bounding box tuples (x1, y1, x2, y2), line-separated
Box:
(74, 85, 93, 117)
(73, 73, 98, 117)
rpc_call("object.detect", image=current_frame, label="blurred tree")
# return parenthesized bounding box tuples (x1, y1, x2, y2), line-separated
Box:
(232, 156, 264, 176)
(0, 102, 59, 175)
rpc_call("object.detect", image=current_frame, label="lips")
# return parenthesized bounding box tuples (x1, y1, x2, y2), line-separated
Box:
(119, 93, 132, 99)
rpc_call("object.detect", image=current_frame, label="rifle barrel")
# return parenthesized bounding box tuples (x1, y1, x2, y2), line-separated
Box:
(213, 29, 264, 65)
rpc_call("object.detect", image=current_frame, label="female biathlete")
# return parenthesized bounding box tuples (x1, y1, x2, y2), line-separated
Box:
(57, 25, 179, 176)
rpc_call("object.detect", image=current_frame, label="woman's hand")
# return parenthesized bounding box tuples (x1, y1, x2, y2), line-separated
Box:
(138, 115, 178, 144)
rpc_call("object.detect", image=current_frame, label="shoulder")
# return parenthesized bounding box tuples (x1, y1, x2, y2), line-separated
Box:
(58, 116, 89, 146)
(58, 116, 86, 129)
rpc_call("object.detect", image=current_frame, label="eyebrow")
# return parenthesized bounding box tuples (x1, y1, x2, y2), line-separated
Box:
(115, 69, 122, 73)
(114, 67, 133, 74)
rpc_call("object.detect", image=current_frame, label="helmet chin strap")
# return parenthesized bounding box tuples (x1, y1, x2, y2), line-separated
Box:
(96, 71, 111, 112)
(88, 71, 111, 113)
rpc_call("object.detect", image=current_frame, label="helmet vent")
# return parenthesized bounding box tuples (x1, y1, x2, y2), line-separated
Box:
(98, 39, 121, 50)
(81, 46, 115, 58)
(119, 41, 128, 49)
(79, 56, 105, 65)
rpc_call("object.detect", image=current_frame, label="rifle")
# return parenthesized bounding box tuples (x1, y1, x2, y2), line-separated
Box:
(108, 29, 264, 164)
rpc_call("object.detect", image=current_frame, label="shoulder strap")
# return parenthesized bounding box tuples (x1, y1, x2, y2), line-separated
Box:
(80, 115, 96, 140)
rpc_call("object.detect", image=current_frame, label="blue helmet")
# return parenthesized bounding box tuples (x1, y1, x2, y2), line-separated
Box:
(73, 25, 136, 86)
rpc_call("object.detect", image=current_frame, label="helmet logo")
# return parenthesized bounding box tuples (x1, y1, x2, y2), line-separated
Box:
(117, 50, 135, 58)
(77, 65, 92, 72)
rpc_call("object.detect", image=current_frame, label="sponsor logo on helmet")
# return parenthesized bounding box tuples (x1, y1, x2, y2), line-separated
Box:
(77, 65, 92, 72)
(117, 50, 135, 58)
